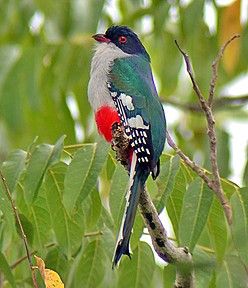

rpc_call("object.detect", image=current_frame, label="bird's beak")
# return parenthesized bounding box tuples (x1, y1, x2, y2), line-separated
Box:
(92, 33, 111, 43)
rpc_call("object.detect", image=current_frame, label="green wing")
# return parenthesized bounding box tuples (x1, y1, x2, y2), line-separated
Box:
(109, 55, 166, 167)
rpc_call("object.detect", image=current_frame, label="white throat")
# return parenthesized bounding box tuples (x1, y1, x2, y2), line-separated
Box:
(88, 42, 129, 112)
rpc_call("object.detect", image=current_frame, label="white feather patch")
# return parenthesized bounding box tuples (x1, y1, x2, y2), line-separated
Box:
(127, 115, 149, 130)
(119, 93, 134, 110)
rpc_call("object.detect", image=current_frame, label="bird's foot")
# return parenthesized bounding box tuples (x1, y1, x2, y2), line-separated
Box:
(111, 122, 130, 170)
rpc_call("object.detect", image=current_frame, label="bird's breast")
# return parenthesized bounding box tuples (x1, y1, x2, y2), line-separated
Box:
(88, 43, 129, 112)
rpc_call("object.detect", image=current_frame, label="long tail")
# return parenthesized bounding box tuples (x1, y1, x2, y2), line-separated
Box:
(112, 153, 149, 268)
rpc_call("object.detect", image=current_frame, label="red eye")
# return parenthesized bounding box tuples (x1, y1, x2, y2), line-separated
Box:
(118, 35, 127, 44)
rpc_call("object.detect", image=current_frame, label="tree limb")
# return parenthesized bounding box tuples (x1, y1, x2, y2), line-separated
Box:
(174, 36, 240, 225)
(139, 188, 195, 288)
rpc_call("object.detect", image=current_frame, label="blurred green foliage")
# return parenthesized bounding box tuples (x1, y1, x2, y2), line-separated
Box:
(0, 0, 248, 287)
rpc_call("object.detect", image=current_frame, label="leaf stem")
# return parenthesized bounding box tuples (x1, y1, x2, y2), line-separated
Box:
(84, 231, 103, 237)
(64, 144, 86, 149)
(0, 170, 38, 288)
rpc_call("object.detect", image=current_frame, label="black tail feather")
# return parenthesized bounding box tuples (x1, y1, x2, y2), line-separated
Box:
(112, 154, 149, 268)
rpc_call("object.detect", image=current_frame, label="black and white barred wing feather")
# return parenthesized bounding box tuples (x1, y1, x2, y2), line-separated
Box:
(108, 82, 154, 166)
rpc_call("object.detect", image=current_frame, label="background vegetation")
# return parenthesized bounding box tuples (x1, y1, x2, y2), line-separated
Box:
(0, 0, 247, 287)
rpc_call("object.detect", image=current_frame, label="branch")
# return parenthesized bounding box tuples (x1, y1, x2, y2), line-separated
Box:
(175, 40, 206, 110)
(0, 170, 38, 288)
(165, 94, 248, 113)
(208, 34, 240, 106)
(139, 188, 195, 287)
(175, 37, 239, 225)
(111, 125, 195, 288)
(214, 95, 248, 108)
(166, 131, 214, 191)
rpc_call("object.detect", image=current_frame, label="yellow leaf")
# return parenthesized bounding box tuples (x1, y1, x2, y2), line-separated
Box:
(35, 255, 64, 288)
(219, 0, 241, 74)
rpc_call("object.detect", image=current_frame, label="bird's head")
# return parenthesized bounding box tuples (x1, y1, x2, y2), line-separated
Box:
(92, 26, 150, 61)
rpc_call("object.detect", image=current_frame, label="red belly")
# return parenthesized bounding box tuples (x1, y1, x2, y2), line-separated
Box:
(95, 106, 120, 142)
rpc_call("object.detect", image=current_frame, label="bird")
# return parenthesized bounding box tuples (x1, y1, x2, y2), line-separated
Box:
(88, 25, 166, 267)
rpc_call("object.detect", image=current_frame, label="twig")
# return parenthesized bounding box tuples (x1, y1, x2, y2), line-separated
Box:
(175, 38, 236, 225)
(208, 34, 240, 107)
(214, 95, 248, 108)
(11, 251, 37, 270)
(167, 130, 233, 223)
(175, 40, 206, 110)
(165, 94, 248, 113)
(166, 131, 214, 191)
(111, 125, 195, 288)
(11, 243, 56, 270)
(11, 231, 103, 269)
(0, 171, 38, 288)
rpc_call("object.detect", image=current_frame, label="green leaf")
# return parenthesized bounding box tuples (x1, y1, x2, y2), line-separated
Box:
(163, 264, 176, 288)
(29, 197, 51, 252)
(1, 149, 27, 191)
(166, 164, 188, 239)
(100, 226, 116, 261)
(15, 213, 34, 245)
(81, 187, 102, 230)
(179, 178, 213, 251)
(63, 141, 108, 215)
(150, 266, 164, 288)
(109, 163, 128, 227)
(74, 239, 106, 287)
(231, 187, 248, 266)
(131, 213, 145, 251)
(193, 248, 215, 288)
(118, 242, 155, 288)
(24, 136, 65, 203)
(216, 256, 248, 287)
(156, 155, 180, 211)
(0, 252, 16, 288)
(48, 135, 66, 166)
(45, 247, 69, 282)
(0, 149, 27, 238)
(44, 163, 82, 258)
(208, 197, 228, 262)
